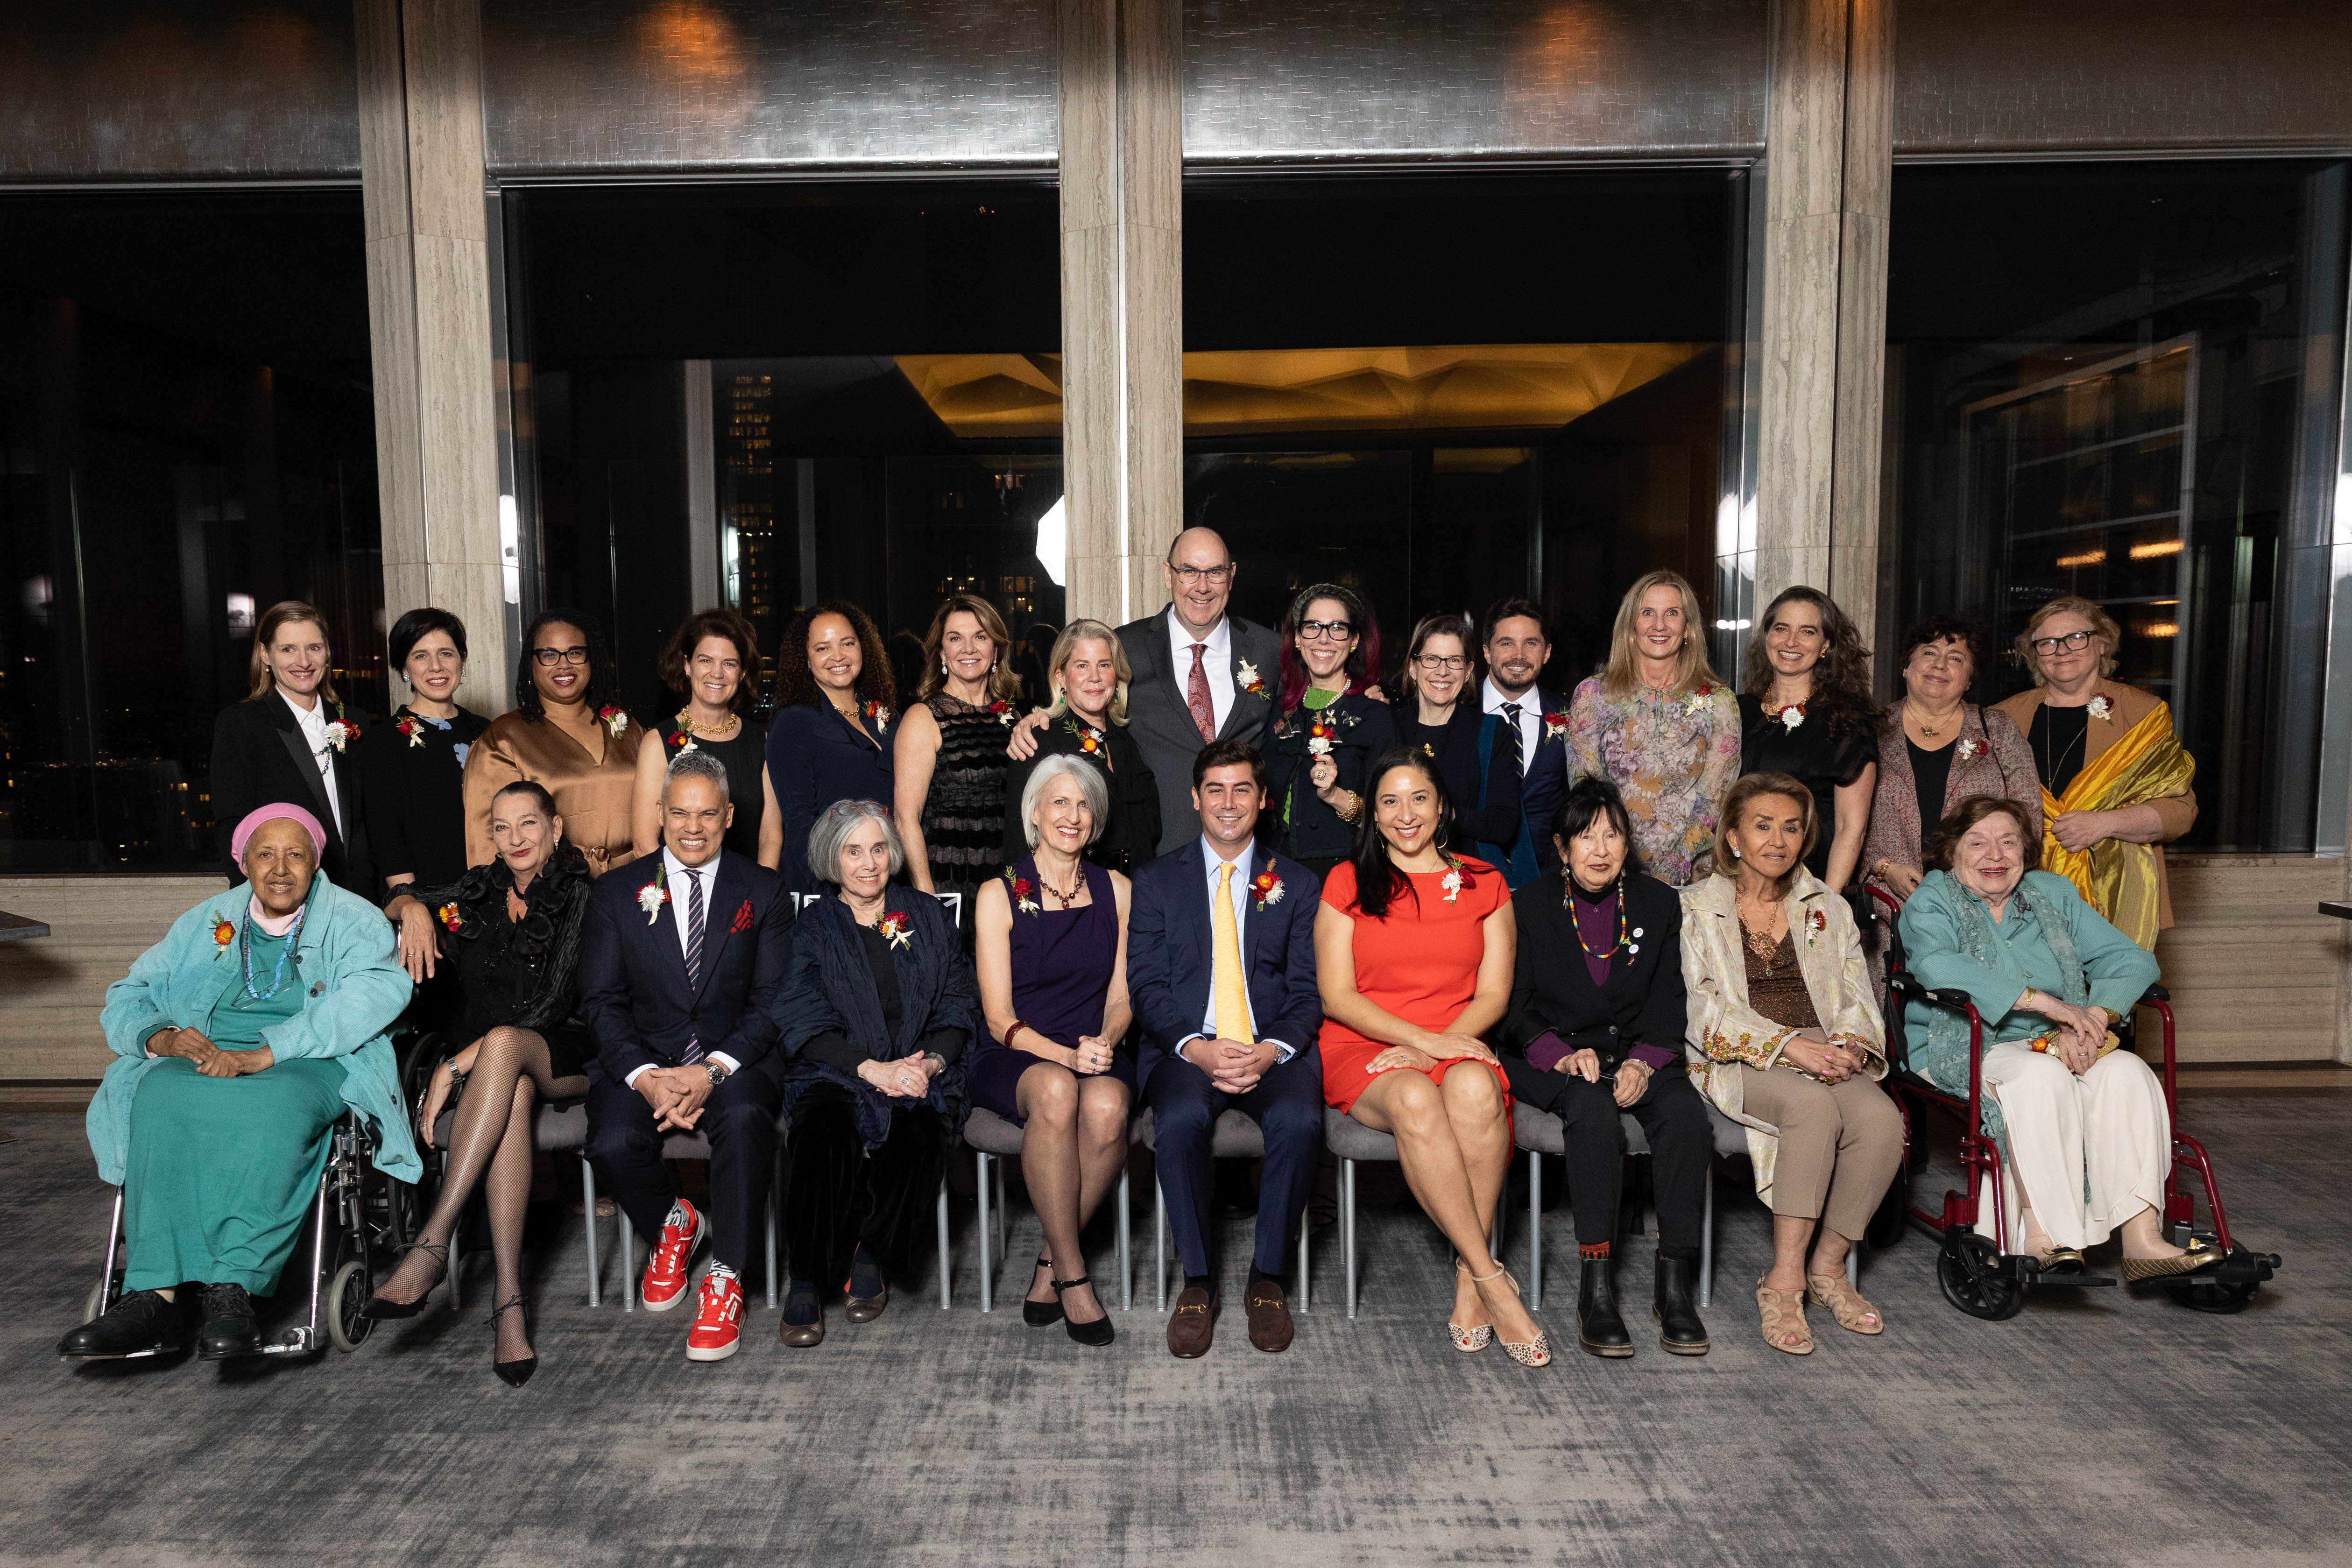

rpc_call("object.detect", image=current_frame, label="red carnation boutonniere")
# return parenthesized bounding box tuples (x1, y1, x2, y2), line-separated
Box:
(396, 715, 425, 749)
(1003, 866, 1040, 916)
(730, 898, 754, 934)
(211, 915, 236, 958)
(864, 700, 891, 736)
(1680, 683, 1715, 717)
(437, 903, 463, 933)
(1250, 869, 1284, 911)
(1543, 710, 1568, 741)
(1804, 908, 1828, 948)
(877, 910, 912, 950)
(989, 699, 1014, 727)
(598, 704, 629, 737)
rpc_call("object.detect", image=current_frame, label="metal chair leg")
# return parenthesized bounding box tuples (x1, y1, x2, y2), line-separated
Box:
(1846, 1242, 1860, 1286)
(96, 1190, 124, 1319)
(764, 1178, 780, 1310)
(1154, 1179, 1168, 1313)
(581, 1156, 601, 1308)
(936, 1178, 952, 1310)
(1343, 1158, 1358, 1320)
(1296, 1215, 1310, 1314)
(975, 1150, 995, 1314)
(1117, 1169, 1132, 1311)
(1699, 1170, 1715, 1309)
(1527, 1148, 1544, 1310)
(622, 1219, 637, 1313)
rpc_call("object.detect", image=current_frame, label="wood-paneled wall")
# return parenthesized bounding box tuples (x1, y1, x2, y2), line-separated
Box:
(0, 876, 221, 1080)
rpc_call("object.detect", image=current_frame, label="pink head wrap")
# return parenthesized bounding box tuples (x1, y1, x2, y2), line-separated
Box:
(230, 803, 328, 864)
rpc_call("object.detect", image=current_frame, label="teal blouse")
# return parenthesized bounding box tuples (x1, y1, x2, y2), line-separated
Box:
(1897, 869, 2159, 1053)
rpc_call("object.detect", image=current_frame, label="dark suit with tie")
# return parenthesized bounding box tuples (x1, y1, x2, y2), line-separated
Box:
(1479, 682, 1569, 888)
(1115, 607, 1283, 856)
(1499, 869, 1707, 1256)
(209, 693, 374, 897)
(580, 848, 794, 1270)
(1129, 838, 1323, 1280)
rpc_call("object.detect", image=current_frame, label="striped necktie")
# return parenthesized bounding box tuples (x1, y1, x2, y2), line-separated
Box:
(678, 868, 706, 1064)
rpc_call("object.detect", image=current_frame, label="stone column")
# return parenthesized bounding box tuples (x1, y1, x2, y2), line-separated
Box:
(1060, 0, 1184, 629)
(1753, 0, 1893, 650)
(355, 0, 512, 713)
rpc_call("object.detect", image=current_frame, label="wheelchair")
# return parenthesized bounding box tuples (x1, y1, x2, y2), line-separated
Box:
(1868, 886, 2279, 1320)
(82, 1109, 403, 1356)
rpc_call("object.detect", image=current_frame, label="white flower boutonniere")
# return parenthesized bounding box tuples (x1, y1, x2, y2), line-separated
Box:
(1774, 703, 1806, 732)
(324, 718, 360, 753)
(1956, 735, 1981, 761)
(1681, 682, 1716, 717)
(1236, 659, 1267, 698)
(2087, 694, 2113, 722)
(636, 871, 671, 926)
(1439, 854, 1466, 905)
(1250, 869, 1284, 910)
(598, 704, 629, 737)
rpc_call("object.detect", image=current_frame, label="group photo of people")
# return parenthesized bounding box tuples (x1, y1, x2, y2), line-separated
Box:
(66, 523, 2251, 1378)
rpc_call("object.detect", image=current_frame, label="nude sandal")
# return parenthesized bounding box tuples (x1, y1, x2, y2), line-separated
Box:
(1807, 1271, 1885, 1335)
(1756, 1278, 1813, 1355)
(1449, 1258, 1492, 1352)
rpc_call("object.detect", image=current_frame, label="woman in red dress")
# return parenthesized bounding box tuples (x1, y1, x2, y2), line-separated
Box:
(1316, 747, 1548, 1366)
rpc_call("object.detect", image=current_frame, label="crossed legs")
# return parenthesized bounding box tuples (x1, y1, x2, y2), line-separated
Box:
(1015, 1062, 1131, 1328)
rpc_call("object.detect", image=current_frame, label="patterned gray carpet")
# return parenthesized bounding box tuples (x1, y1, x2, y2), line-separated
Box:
(0, 1095, 2345, 1567)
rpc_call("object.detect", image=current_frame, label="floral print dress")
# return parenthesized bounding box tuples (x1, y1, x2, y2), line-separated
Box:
(1564, 676, 1742, 886)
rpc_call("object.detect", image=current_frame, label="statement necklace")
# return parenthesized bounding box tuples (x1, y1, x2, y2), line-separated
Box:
(674, 707, 740, 742)
(1038, 863, 1084, 909)
(239, 904, 309, 1001)
(1566, 875, 1634, 959)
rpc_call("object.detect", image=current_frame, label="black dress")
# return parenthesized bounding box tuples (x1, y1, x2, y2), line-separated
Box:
(209, 692, 374, 897)
(1395, 703, 1524, 853)
(767, 700, 895, 896)
(642, 711, 770, 864)
(412, 844, 597, 1079)
(918, 692, 1014, 913)
(1738, 693, 1877, 882)
(1002, 715, 1161, 876)
(360, 703, 490, 899)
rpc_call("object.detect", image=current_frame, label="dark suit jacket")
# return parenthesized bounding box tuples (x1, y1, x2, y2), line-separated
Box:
(579, 848, 794, 1083)
(1127, 837, 1323, 1089)
(765, 700, 894, 897)
(1486, 682, 1569, 883)
(209, 693, 374, 897)
(1114, 607, 1283, 855)
(1499, 869, 1685, 1110)
(1002, 718, 1161, 875)
(1397, 704, 1523, 853)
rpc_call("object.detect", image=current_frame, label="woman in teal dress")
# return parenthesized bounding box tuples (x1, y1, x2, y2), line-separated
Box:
(60, 803, 417, 1362)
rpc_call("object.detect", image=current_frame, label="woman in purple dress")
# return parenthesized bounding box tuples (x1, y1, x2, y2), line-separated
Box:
(971, 753, 1133, 1348)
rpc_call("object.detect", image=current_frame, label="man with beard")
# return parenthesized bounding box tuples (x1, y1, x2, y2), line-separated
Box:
(1478, 597, 1567, 887)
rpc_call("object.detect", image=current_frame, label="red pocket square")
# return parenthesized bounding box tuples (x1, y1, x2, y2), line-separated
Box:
(730, 899, 755, 933)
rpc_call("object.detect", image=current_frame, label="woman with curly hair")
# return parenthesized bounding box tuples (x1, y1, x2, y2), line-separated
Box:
(766, 600, 898, 896)
(1263, 582, 1398, 876)
(1738, 587, 1880, 890)
(462, 608, 646, 876)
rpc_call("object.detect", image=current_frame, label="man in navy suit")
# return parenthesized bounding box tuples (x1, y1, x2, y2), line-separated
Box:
(1478, 596, 1569, 888)
(1128, 739, 1322, 1356)
(580, 750, 793, 1363)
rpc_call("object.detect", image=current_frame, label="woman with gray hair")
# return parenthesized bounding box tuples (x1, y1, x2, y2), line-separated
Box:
(999, 619, 1160, 874)
(969, 752, 1134, 1347)
(768, 799, 976, 1345)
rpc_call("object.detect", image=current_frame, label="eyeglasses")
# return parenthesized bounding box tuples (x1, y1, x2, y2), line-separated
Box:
(531, 646, 592, 666)
(2030, 630, 2094, 656)
(1170, 564, 1234, 586)
(1413, 654, 1470, 672)
(1297, 620, 1355, 642)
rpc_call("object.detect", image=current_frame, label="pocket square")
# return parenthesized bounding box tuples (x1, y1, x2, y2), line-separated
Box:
(731, 899, 755, 933)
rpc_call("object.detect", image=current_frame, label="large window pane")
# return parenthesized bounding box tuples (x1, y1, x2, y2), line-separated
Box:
(0, 192, 379, 870)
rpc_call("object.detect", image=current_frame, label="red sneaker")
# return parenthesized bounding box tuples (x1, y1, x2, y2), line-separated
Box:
(639, 1199, 703, 1312)
(685, 1270, 744, 1362)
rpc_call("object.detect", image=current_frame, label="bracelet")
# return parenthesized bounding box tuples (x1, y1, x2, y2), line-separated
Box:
(1334, 791, 1362, 824)
(1003, 1018, 1026, 1048)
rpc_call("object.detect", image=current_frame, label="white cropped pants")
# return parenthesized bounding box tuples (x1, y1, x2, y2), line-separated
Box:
(1977, 1044, 2171, 1251)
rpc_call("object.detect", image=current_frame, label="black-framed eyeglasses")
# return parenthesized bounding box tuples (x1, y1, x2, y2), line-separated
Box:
(1414, 653, 1469, 672)
(531, 646, 592, 666)
(1297, 620, 1355, 642)
(2030, 630, 2094, 656)
(1171, 564, 1234, 585)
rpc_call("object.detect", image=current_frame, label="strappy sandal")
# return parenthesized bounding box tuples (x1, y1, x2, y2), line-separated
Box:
(1756, 1277, 1814, 1355)
(361, 1241, 448, 1321)
(1053, 1276, 1115, 1347)
(1470, 1264, 1550, 1367)
(1021, 1255, 1063, 1328)
(489, 1294, 536, 1387)
(1806, 1271, 1886, 1335)
(1448, 1258, 1491, 1352)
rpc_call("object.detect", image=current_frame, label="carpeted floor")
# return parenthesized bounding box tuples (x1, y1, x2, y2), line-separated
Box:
(1, 1095, 2346, 1568)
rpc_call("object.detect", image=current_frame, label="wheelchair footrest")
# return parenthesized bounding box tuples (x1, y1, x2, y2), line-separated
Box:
(2015, 1257, 2117, 1288)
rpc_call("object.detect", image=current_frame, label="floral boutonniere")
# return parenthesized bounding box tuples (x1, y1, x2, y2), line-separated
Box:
(669, 729, 698, 757)
(2087, 694, 2114, 723)
(1956, 735, 1982, 761)
(1003, 866, 1040, 916)
(1680, 683, 1715, 717)
(730, 899, 754, 933)
(1062, 715, 1105, 755)
(1772, 702, 1806, 732)
(1235, 659, 1267, 699)
(324, 708, 361, 752)
(1251, 869, 1284, 911)
(864, 700, 891, 735)
(1543, 710, 1568, 741)
(598, 704, 629, 737)
(1439, 853, 1467, 906)
(396, 715, 425, 749)
(211, 914, 237, 958)
(878, 910, 912, 950)
(1804, 908, 1827, 947)
(636, 865, 670, 926)
(1306, 718, 1336, 757)
(989, 699, 1014, 727)
(437, 903, 464, 934)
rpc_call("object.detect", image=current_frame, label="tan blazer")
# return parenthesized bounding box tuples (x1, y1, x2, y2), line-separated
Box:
(1993, 681, 2195, 932)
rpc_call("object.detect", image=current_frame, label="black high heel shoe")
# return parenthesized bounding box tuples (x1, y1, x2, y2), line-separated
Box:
(1055, 1275, 1115, 1348)
(1022, 1254, 1063, 1328)
(360, 1241, 448, 1320)
(490, 1294, 536, 1387)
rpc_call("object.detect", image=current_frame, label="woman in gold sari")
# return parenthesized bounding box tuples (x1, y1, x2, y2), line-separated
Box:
(1993, 597, 2196, 951)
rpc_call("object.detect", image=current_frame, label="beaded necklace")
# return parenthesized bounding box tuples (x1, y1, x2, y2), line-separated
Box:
(239, 904, 309, 1001)
(1565, 874, 1632, 959)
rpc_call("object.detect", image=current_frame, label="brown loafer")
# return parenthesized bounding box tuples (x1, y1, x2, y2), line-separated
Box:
(1166, 1286, 1219, 1358)
(1245, 1279, 1294, 1353)
(779, 1304, 825, 1347)
(844, 1283, 888, 1324)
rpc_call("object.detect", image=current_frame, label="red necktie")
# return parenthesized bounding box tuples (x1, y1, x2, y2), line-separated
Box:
(1187, 643, 1217, 744)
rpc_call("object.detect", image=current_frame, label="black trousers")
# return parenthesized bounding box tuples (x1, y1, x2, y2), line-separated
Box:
(1144, 1050, 1322, 1280)
(586, 1065, 782, 1273)
(1512, 1059, 1709, 1255)
(782, 1083, 945, 1289)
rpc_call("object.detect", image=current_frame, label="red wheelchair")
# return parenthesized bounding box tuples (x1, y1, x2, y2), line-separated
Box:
(1867, 886, 2278, 1320)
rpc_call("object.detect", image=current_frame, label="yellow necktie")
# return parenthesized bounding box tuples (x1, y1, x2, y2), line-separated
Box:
(1212, 861, 1255, 1045)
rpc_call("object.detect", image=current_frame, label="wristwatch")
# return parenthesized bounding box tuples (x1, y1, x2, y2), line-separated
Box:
(703, 1061, 728, 1089)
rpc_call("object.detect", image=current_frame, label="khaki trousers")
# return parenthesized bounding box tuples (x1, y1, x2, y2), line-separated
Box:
(1737, 1063, 1906, 1239)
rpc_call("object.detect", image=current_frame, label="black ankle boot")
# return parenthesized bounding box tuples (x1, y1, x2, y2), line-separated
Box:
(1653, 1254, 1710, 1356)
(1576, 1255, 1633, 1358)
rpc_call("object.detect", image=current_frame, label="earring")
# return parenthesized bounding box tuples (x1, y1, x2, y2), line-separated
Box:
(1730, 846, 1741, 858)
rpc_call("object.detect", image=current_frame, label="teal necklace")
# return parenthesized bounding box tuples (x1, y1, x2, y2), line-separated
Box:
(239, 904, 309, 1001)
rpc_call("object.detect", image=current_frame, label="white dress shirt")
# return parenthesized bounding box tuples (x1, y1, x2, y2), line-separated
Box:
(1166, 607, 1236, 737)
(1177, 836, 1296, 1066)
(279, 689, 345, 836)
(1481, 676, 1544, 767)
(622, 847, 741, 1087)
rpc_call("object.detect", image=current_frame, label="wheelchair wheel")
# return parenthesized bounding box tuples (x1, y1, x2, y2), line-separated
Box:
(327, 1260, 375, 1352)
(1937, 1229, 2025, 1321)
(2160, 1276, 2257, 1314)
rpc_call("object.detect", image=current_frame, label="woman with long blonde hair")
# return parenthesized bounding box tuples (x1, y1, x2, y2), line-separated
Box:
(1563, 571, 1741, 884)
